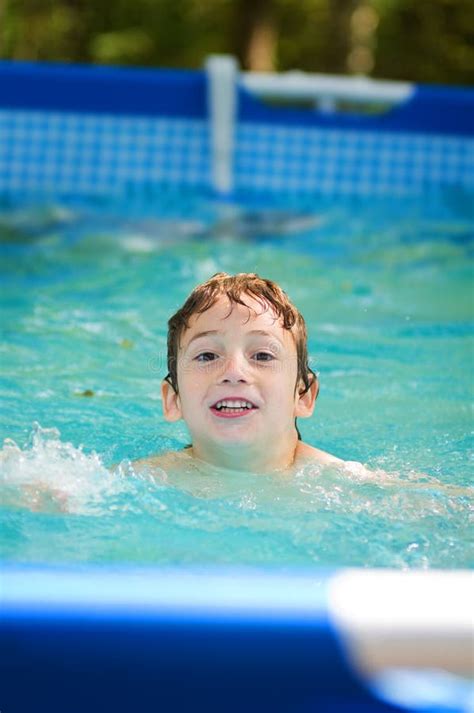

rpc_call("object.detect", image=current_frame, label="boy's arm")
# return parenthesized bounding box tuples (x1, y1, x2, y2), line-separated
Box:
(341, 459, 473, 498)
(299, 442, 473, 497)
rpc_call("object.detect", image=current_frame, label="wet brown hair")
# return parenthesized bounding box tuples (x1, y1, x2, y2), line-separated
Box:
(164, 272, 317, 439)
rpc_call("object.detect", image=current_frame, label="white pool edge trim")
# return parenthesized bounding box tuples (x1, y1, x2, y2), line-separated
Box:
(327, 569, 474, 677)
(241, 70, 414, 107)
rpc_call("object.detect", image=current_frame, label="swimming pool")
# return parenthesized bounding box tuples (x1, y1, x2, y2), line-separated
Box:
(1, 59, 473, 712)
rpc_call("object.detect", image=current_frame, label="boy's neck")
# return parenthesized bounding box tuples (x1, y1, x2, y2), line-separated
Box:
(189, 430, 300, 474)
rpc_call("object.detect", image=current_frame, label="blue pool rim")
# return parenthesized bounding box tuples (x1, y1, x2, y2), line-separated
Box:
(0, 565, 423, 712)
(1, 59, 473, 135)
(2, 565, 473, 713)
(1, 59, 473, 198)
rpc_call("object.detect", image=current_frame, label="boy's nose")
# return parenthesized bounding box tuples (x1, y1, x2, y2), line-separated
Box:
(218, 355, 250, 384)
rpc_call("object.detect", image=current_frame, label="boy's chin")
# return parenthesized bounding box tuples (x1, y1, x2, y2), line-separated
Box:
(213, 432, 258, 446)
(207, 427, 261, 448)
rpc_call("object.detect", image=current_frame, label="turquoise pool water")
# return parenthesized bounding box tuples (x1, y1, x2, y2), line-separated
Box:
(0, 189, 472, 568)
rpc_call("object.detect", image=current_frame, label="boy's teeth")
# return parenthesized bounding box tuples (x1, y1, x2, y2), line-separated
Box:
(215, 399, 254, 410)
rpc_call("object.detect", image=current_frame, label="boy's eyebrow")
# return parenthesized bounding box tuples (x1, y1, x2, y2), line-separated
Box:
(184, 329, 285, 348)
(248, 329, 282, 341)
(184, 330, 219, 348)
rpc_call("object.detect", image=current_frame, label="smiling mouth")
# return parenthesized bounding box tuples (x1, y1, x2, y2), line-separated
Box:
(210, 398, 258, 418)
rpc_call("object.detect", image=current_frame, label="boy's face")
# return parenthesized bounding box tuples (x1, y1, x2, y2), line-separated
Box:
(162, 294, 316, 462)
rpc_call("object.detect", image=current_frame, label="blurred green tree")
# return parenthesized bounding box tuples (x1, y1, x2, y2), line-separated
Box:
(1, 0, 473, 85)
(372, 0, 474, 85)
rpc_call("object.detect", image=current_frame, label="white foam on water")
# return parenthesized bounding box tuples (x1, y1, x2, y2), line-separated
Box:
(0, 423, 138, 515)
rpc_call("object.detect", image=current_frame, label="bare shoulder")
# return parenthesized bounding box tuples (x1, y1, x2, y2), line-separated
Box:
(295, 442, 374, 478)
(133, 449, 191, 474)
(295, 442, 393, 482)
(295, 441, 344, 466)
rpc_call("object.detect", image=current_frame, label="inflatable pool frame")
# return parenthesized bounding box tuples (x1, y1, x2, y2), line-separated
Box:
(0, 57, 473, 712)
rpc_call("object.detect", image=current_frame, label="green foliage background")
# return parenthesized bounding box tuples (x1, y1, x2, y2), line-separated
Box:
(1, 0, 473, 85)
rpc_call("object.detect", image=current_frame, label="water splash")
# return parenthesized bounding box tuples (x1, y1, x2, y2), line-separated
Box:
(0, 423, 140, 515)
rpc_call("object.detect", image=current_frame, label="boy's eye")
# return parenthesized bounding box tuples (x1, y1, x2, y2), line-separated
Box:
(195, 352, 219, 362)
(252, 351, 275, 362)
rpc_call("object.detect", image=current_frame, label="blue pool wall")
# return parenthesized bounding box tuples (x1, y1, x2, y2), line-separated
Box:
(1, 565, 426, 713)
(0, 60, 473, 198)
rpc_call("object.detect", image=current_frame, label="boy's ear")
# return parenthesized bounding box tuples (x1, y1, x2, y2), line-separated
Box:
(295, 374, 319, 419)
(161, 379, 182, 422)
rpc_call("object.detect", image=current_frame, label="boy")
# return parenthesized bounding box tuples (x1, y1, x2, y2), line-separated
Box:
(139, 272, 343, 476)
